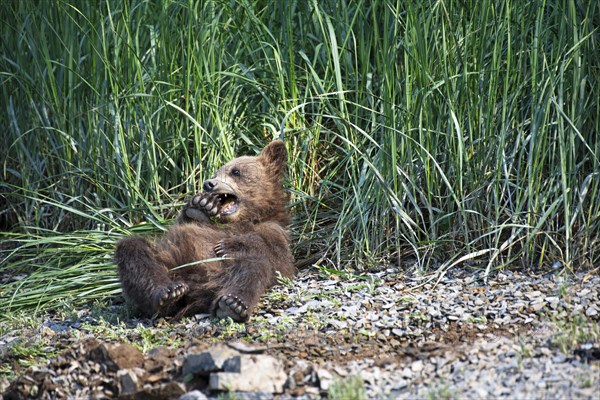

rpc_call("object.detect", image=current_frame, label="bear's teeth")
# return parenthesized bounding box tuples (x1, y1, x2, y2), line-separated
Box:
(220, 201, 238, 215)
(217, 193, 238, 215)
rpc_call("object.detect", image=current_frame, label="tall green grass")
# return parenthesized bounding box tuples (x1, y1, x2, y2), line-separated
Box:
(1, 0, 598, 315)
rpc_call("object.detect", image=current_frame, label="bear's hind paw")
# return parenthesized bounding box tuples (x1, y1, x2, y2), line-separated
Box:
(215, 294, 249, 322)
(152, 282, 189, 311)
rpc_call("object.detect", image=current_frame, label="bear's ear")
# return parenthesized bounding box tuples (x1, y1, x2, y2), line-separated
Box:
(259, 140, 287, 175)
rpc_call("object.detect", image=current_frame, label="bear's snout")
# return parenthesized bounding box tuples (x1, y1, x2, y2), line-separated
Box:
(203, 179, 218, 192)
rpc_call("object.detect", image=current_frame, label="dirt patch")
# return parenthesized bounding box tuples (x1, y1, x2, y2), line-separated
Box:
(0, 321, 531, 399)
(1, 268, 599, 398)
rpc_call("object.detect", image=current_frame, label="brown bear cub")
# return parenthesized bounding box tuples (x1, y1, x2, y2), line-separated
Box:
(115, 140, 294, 322)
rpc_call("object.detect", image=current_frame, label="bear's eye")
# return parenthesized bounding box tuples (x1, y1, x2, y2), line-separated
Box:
(231, 168, 241, 177)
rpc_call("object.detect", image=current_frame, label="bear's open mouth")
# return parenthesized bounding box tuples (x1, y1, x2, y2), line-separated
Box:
(217, 193, 238, 215)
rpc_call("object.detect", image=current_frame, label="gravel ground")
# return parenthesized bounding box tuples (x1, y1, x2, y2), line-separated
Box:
(1, 267, 599, 399)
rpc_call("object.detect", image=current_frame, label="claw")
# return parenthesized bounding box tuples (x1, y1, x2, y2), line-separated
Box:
(214, 242, 222, 255)
(153, 282, 189, 312)
(215, 294, 250, 322)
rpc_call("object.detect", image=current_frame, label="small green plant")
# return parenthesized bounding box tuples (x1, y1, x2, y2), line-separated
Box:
(426, 382, 455, 400)
(557, 279, 571, 299)
(301, 311, 328, 330)
(0, 313, 44, 332)
(1, 337, 60, 380)
(275, 271, 294, 287)
(328, 375, 367, 400)
(251, 314, 296, 342)
(577, 368, 596, 389)
(217, 392, 240, 400)
(550, 315, 600, 354)
(408, 310, 429, 324)
(89, 299, 129, 324)
(0, 364, 16, 382)
(357, 329, 376, 338)
(516, 336, 533, 370)
(466, 316, 487, 324)
(216, 318, 247, 339)
(137, 325, 182, 352)
(266, 290, 288, 303)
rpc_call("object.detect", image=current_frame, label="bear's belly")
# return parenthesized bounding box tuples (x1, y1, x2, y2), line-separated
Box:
(155, 223, 227, 270)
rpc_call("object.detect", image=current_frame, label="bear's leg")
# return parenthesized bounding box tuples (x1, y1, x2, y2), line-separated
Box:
(210, 235, 279, 322)
(115, 236, 189, 316)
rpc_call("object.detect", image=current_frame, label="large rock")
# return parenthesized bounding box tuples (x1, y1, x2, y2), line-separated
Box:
(89, 343, 144, 372)
(117, 368, 145, 395)
(209, 354, 287, 393)
(182, 345, 240, 377)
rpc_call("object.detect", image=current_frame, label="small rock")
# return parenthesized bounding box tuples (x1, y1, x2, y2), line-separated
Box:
(391, 328, 404, 337)
(178, 390, 208, 400)
(140, 382, 186, 399)
(585, 307, 598, 317)
(317, 369, 334, 391)
(117, 368, 141, 395)
(342, 305, 360, 315)
(229, 393, 274, 400)
(392, 377, 408, 390)
(427, 306, 441, 317)
(552, 354, 567, 363)
(327, 319, 348, 329)
(40, 326, 56, 338)
(525, 290, 543, 299)
(513, 301, 526, 309)
(411, 360, 424, 373)
(530, 302, 545, 312)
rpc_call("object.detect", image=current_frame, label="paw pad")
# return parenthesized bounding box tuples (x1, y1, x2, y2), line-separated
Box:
(154, 282, 189, 309)
(188, 193, 219, 217)
(216, 294, 249, 322)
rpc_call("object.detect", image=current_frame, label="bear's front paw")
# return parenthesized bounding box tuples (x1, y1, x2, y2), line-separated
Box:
(190, 192, 220, 216)
(184, 207, 209, 223)
(215, 294, 249, 322)
(151, 282, 189, 311)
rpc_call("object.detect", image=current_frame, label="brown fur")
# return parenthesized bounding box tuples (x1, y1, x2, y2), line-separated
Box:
(115, 141, 295, 321)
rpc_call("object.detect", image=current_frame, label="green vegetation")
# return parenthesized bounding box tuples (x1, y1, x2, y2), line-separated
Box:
(328, 375, 368, 400)
(426, 382, 456, 400)
(550, 314, 600, 354)
(1, 0, 598, 316)
(0, 338, 59, 379)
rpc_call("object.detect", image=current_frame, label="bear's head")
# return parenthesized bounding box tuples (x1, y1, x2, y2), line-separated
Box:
(202, 140, 289, 225)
